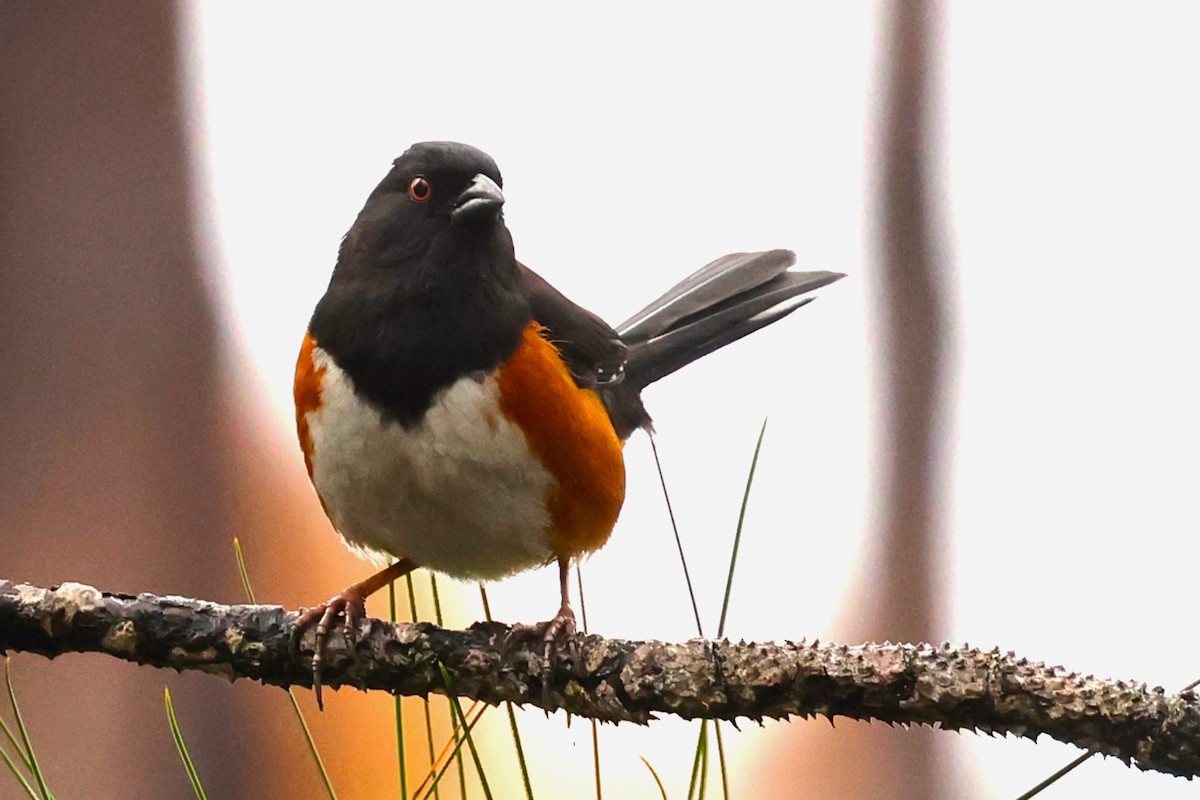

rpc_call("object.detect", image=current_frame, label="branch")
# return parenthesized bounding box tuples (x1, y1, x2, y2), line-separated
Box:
(1, 580, 1197, 779)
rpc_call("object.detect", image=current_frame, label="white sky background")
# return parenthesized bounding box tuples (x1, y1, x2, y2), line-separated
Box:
(183, 3, 1200, 798)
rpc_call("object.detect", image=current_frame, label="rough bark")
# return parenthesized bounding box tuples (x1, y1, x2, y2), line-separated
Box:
(1, 580, 1196, 780)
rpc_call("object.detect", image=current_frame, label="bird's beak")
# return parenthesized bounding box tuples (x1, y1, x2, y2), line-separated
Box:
(452, 173, 505, 221)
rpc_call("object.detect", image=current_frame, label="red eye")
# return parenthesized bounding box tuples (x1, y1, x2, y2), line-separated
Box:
(408, 176, 432, 203)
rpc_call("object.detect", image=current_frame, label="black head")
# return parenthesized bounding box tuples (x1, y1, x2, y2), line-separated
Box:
(371, 141, 504, 220)
(311, 142, 530, 425)
(338, 141, 510, 285)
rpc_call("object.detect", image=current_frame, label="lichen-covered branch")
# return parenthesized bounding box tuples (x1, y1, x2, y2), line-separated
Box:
(1, 579, 1197, 779)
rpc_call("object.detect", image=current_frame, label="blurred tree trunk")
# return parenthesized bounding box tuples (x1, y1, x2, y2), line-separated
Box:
(773, 0, 958, 796)
(0, 4, 253, 797)
(0, 6, 418, 797)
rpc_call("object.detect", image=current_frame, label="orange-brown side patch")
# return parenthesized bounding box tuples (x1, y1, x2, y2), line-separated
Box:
(495, 323, 626, 559)
(293, 330, 326, 480)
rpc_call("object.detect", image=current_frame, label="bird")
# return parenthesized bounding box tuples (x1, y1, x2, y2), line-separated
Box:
(293, 141, 843, 706)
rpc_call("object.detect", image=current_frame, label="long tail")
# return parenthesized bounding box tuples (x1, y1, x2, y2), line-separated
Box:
(618, 250, 844, 391)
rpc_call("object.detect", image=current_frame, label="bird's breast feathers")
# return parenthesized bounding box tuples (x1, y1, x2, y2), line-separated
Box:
(295, 324, 625, 580)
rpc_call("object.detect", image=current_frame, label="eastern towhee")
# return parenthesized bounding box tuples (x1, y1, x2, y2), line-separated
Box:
(293, 141, 842, 706)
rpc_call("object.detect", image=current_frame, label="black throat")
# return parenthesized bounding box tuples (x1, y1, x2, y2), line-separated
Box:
(310, 220, 530, 427)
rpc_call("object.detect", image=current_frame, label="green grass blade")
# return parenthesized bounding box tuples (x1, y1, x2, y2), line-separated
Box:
(638, 756, 669, 800)
(389, 581, 408, 799)
(284, 692, 338, 800)
(407, 573, 440, 800)
(702, 422, 768, 800)
(418, 705, 487, 800)
(589, 721, 602, 800)
(1014, 752, 1093, 800)
(575, 567, 601, 800)
(164, 687, 208, 800)
(4, 660, 52, 800)
(0, 735, 39, 800)
(479, 586, 534, 800)
(717, 418, 768, 638)
(233, 539, 339, 800)
(713, 721, 729, 800)
(436, 664, 493, 800)
(648, 433, 704, 637)
(686, 720, 709, 800)
(0, 713, 32, 773)
(428, 575, 468, 799)
(232, 537, 255, 601)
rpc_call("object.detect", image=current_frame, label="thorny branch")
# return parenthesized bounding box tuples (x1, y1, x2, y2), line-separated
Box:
(1, 579, 1197, 780)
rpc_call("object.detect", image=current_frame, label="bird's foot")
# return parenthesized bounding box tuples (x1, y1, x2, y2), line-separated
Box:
(291, 588, 368, 711)
(506, 605, 579, 711)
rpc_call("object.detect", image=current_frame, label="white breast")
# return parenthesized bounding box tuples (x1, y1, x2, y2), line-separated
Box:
(304, 346, 555, 580)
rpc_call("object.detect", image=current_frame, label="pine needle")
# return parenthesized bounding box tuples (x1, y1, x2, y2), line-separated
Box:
(686, 720, 709, 800)
(575, 566, 602, 800)
(4, 660, 52, 800)
(717, 418, 768, 638)
(233, 539, 338, 800)
(389, 581, 408, 798)
(479, 586, 534, 800)
(415, 703, 488, 800)
(436, 664, 493, 800)
(0, 735, 39, 800)
(649, 432, 704, 637)
(639, 756, 669, 800)
(429, 575, 469, 798)
(407, 573, 440, 800)
(0, 709, 32, 773)
(164, 687, 208, 800)
(713, 722, 730, 800)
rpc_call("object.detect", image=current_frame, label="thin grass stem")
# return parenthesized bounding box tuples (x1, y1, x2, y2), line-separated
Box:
(479, 586, 534, 800)
(416, 705, 487, 800)
(4, 660, 51, 800)
(649, 433, 704, 637)
(717, 419, 767, 638)
(0, 714, 32, 773)
(638, 756, 669, 800)
(233, 539, 338, 800)
(713, 721, 730, 800)
(406, 573, 440, 800)
(686, 720, 709, 800)
(437, 665, 493, 800)
(0, 738, 39, 800)
(428, 575, 468, 798)
(389, 581, 407, 799)
(164, 688, 208, 800)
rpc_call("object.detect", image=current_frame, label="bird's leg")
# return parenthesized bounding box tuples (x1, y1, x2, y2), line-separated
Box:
(539, 556, 577, 708)
(542, 556, 577, 642)
(292, 557, 418, 710)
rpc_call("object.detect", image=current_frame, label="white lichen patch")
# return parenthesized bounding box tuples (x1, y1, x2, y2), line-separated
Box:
(101, 620, 138, 655)
(394, 624, 423, 644)
(39, 582, 104, 636)
(16, 584, 48, 606)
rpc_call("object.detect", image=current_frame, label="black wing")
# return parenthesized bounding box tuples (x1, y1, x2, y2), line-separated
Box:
(518, 262, 651, 437)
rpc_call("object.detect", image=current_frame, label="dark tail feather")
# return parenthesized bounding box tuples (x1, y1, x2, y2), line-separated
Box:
(618, 250, 843, 390)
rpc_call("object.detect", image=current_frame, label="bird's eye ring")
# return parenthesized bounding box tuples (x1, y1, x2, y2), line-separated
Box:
(408, 176, 432, 203)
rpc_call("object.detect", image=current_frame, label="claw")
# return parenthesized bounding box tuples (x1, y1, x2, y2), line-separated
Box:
(535, 557, 584, 711)
(291, 559, 419, 711)
(292, 589, 368, 711)
(540, 604, 577, 710)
